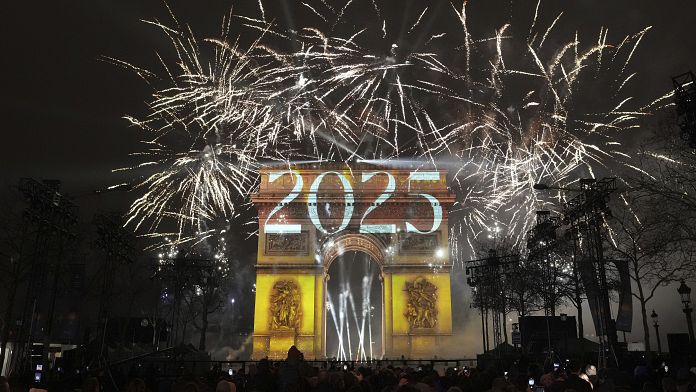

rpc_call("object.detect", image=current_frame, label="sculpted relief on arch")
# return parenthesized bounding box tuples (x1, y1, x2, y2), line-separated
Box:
(404, 277, 438, 330)
(270, 280, 301, 330)
(322, 233, 386, 269)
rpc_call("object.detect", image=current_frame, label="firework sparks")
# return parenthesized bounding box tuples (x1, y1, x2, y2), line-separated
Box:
(439, 4, 665, 255)
(115, 1, 665, 255)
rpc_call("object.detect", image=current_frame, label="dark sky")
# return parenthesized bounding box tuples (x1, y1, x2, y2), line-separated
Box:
(3, 0, 695, 354)
(0, 0, 696, 191)
(3, 0, 695, 192)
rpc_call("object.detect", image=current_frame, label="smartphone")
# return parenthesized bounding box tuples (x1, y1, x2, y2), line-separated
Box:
(528, 378, 535, 386)
(34, 372, 42, 383)
(228, 368, 234, 376)
(343, 364, 348, 371)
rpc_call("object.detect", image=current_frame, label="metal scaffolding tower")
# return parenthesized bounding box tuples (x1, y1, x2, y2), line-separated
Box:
(12, 178, 78, 374)
(563, 178, 618, 368)
(465, 250, 519, 353)
(93, 212, 135, 362)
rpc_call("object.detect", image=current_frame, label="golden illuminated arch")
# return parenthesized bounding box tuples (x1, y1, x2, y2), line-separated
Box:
(321, 233, 387, 273)
(320, 232, 387, 359)
(251, 164, 455, 360)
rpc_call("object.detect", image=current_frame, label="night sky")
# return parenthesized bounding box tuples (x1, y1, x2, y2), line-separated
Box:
(3, 0, 696, 356)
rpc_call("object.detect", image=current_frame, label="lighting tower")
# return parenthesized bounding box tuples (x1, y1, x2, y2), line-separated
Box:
(93, 212, 135, 361)
(563, 177, 617, 368)
(15, 178, 78, 373)
(465, 250, 519, 353)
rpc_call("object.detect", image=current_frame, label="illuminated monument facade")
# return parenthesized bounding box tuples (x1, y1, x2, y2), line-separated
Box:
(251, 164, 455, 359)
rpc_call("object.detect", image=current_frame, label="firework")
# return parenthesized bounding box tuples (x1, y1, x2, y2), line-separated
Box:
(115, 2, 443, 245)
(115, 1, 664, 254)
(440, 2, 664, 256)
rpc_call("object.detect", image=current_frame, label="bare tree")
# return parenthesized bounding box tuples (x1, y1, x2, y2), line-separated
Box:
(184, 274, 227, 351)
(505, 259, 544, 317)
(607, 189, 696, 351)
(155, 237, 233, 352)
(633, 116, 696, 239)
(554, 232, 588, 343)
(608, 117, 696, 350)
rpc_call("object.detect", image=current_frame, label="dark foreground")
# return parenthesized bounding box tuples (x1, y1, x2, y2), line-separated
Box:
(3, 347, 696, 392)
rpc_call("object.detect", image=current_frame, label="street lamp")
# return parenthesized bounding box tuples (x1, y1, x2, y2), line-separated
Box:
(650, 310, 662, 353)
(677, 281, 695, 344)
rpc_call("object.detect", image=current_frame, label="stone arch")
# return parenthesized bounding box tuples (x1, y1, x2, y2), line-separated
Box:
(321, 232, 387, 272)
(251, 164, 455, 360)
(320, 232, 387, 359)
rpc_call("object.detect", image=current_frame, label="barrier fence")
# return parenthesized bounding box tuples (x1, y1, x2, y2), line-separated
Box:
(105, 358, 478, 379)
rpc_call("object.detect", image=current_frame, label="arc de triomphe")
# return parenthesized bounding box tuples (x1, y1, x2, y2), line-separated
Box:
(251, 164, 455, 359)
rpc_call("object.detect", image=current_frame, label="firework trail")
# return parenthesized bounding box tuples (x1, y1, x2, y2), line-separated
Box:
(439, 3, 667, 257)
(114, 2, 443, 245)
(114, 0, 667, 255)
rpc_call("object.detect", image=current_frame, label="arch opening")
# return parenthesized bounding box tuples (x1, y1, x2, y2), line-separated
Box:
(325, 251, 383, 361)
